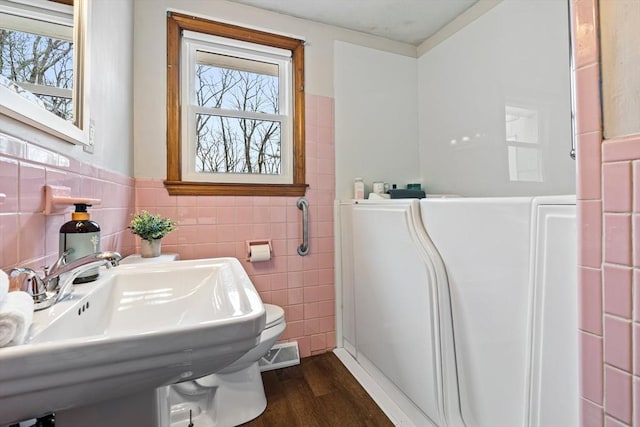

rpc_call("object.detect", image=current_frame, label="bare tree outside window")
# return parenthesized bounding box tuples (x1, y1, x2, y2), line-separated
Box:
(0, 28, 73, 120)
(194, 60, 282, 175)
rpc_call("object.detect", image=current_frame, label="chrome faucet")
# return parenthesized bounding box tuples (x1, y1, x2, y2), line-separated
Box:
(9, 251, 122, 311)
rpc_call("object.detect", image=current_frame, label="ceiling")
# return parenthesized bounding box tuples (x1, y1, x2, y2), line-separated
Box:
(227, 0, 479, 46)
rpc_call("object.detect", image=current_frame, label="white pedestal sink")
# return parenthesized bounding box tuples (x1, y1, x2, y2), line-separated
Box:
(0, 258, 266, 426)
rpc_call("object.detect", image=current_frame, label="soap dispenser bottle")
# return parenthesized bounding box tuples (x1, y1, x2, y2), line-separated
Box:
(59, 203, 101, 283)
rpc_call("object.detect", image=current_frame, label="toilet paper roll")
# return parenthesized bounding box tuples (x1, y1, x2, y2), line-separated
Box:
(249, 244, 271, 262)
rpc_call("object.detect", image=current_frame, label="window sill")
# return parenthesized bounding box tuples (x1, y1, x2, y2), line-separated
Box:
(0, 86, 87, 146)
(164, 180, 308, 197)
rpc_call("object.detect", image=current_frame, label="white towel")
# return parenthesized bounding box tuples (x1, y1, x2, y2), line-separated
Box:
(0, 269, 8, 303)
(0, 291, 34, 347)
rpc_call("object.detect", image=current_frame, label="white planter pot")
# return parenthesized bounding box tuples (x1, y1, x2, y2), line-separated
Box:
(140, 239, 162, 258)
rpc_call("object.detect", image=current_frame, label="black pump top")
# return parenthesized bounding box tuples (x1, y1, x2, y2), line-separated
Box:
(73, 203, 92, 213)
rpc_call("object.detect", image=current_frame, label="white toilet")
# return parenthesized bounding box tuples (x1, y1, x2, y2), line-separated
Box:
(120, 254, 288, 427)
(167, 303, 287, 427)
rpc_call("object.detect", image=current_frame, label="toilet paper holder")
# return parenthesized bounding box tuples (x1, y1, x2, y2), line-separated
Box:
(246, 240, 272, 261)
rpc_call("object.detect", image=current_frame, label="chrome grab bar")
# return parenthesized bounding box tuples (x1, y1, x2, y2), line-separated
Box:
(297, 197, 309, 256)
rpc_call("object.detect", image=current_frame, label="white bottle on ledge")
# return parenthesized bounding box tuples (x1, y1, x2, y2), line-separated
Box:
(354, 177, 365, 200)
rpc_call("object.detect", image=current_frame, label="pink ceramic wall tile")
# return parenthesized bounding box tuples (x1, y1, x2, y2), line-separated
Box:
(605, 366, 632, 424)
(318, 268, 333, 285)
(269, 222, 287, 239)
(634, 162, 640, 213)
(302, 253, 319, 270)
(604, 265, 632, 318)
(297, 336, 310, 358)
(317, 141, 333, 160)
(634, 323, 640, 376)
(188, 243, 214, 260)
(303, 318, 320, 336)
(305, 93, 318, 127)
(318, 300, 335, 317)
(26, 144, 58, 167)
(573, 0, 599, 68)
(214, 206, 235, 224)
(287, 288, 303, 305)
(326, 331, 336, 349)
(634, 215, 640, 267)
(269, 206, 287, 223)
(252, 206, 271, 223)
(216, 225, 236, 242)
(319, 316, 334, 333)
(177, 206, 198, 226)
(604, 316, 631, 372)
(18, 162, 45, 213)
(286, 304, 304, 322)
(310, 333, 326, 352)
(635, 269, 640, 322)
(231, 206, 251, 224)
(271, 290, 287, 307)
(285, 320, 304, 339)
(0, 157, 19, 213)
(18, 213, 45, 262)
(283, 249, 301, 270)
(303, 285, 320, 303)
(575, 64, 602, 135)
(604, 214, 632, 265)
(303, 269, 319, 286)
(318, 285, 333, 301)
(603, 136, 640, 163)
(634, 377, 640, 427)
(196, 206, 217, 224)
(580, 266, 603, 334)
(604, 162, 632, 212)
(317, 252, 334, 269)
(317, 96, 334, 129)
(0, 214, 19, 269)
(287, 271, 303, 288)
(606, 416, 630, 427)
(581, 331, 603, 404)
(270, 273, 287, 290)
(135, 187, 156, 208)
(151, 187, 176, 207)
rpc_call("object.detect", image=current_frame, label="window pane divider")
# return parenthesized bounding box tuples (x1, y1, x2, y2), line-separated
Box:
(190, 105, 284, 122)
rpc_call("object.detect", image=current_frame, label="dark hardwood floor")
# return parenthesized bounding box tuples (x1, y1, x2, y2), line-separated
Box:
(241, 352, 394, 427)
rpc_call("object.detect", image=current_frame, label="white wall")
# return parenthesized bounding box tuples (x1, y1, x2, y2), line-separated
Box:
(132, 0, 415, 179)
(0, 0, 135, 176)
(334, 42, 420, 199)
(417, 0, 575, 196)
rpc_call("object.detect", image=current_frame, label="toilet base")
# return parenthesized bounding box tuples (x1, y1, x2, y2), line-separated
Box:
(168, 362, 267, 427)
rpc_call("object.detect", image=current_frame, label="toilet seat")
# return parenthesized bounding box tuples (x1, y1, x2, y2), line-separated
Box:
(264, 304, 285, 329)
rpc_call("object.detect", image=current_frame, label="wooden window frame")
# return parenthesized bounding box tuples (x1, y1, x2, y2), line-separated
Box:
(166, 12, 307, 196)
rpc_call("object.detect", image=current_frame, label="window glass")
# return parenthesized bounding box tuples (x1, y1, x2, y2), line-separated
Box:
(165, 12, 306, 196)
(0, 13, 73, 120)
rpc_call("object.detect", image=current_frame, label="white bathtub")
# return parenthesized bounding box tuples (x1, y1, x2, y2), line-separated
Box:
(335, 196, 577, 427)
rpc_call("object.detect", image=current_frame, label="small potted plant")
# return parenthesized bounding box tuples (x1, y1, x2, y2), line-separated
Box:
(129, 211, 177, 257)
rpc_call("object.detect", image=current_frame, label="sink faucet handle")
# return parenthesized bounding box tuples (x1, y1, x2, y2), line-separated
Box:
(8, 268, 47, 303)
(97, 251, 122, 268)
(50, 249, 72, 273)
